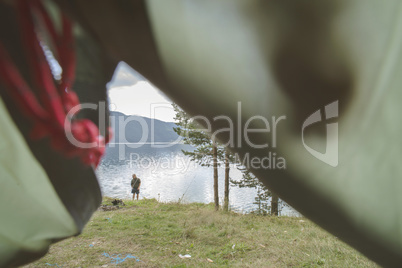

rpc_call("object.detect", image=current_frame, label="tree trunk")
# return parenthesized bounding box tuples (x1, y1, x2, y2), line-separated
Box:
(223, 150, 230, 212)
(213, 139, 219, 211)
(271, 192, 279, 216)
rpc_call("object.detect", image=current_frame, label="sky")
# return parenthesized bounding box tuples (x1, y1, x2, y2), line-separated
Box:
(107, 62, 176, 122)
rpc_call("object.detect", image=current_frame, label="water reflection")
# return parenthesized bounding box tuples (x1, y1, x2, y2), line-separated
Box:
(96, 145, 299, 216)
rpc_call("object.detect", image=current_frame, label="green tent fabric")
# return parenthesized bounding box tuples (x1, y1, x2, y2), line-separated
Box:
(1, 0, 402, 267)
(143, 1, 402, 265)
(144, 2, 402, 266)
(0, 97, 77, 267)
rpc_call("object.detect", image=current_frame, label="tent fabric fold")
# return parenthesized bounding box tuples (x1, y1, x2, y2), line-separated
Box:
(0, 98, 78, 267)
(144, 1, 402, 266)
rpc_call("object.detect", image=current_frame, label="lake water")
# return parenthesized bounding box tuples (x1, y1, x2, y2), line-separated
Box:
(96, 145, 299, 216)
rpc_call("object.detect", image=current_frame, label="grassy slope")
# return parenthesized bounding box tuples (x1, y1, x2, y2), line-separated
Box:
(25, 198, 379, 268)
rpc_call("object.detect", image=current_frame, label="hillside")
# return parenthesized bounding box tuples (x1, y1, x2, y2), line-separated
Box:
(109, 111, 179, 143)
(24, 198, 378, 267)
(103, 112, 191, 162)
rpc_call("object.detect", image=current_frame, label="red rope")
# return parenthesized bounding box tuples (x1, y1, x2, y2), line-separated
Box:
(58, 13, 80, 113)
(17, 0, 65, 127)
(0, 0, 110, 167)
(0, 44, 49, 123)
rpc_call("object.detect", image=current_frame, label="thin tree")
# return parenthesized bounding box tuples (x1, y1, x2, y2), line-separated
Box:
(271, 192, 279, 216)
(213, 139, 219, 211)
(223, 149, 230, 212)
(172, 104, 221, 210)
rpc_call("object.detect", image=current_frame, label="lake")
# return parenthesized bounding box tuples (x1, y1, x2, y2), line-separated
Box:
(96, 144, 299, 216)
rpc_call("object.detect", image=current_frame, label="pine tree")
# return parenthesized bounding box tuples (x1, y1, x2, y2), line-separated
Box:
(172, 104, 222, 210)
(172, 104, 282, 214)
(231, 168, 283, 216)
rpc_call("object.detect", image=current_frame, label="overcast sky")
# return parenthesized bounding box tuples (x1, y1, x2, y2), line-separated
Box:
(107, 62, 176, 122)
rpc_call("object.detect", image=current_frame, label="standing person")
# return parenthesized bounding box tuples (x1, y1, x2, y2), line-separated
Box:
(131, 174, 141, 200)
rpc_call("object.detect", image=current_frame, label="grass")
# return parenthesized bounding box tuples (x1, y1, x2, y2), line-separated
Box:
(24, 197, 379, 267)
